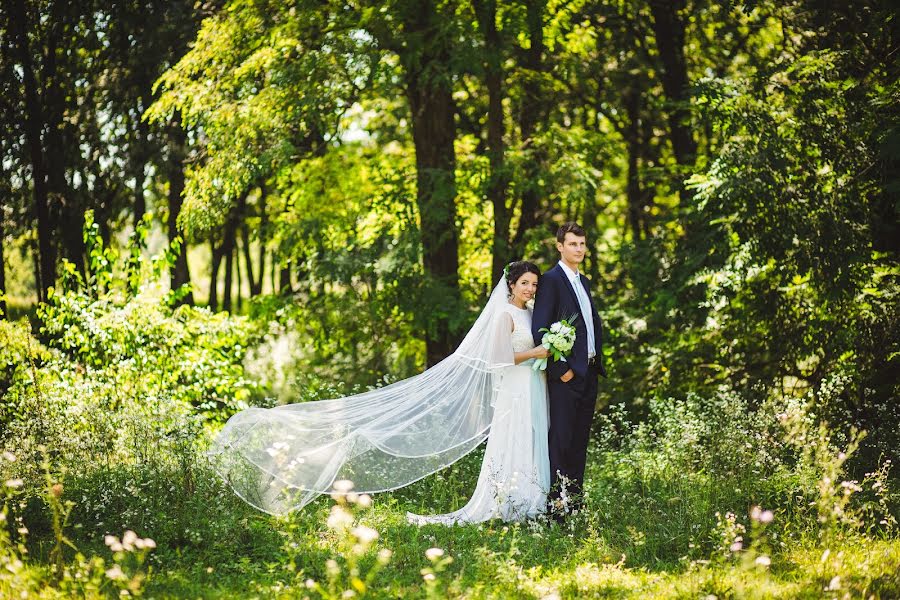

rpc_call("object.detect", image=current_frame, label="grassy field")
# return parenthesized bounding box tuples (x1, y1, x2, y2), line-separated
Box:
(4, 433, 898, 599)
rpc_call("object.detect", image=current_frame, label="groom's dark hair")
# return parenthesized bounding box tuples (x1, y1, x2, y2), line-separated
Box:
(556, 222, 586, 242)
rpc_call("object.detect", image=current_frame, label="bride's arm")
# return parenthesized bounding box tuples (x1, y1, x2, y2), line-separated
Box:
(514, 345, 549, 365)
(490, 312, 549, 366)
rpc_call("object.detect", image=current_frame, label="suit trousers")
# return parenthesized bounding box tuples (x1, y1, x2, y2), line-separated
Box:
(546, 363, 599, 511)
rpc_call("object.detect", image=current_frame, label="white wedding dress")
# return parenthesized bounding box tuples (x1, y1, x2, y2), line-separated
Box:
(407, 304, 550, 525)
(208, 276, 549, 519)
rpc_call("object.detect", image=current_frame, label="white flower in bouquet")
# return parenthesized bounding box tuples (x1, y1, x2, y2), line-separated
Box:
(533, 315, 578, 371)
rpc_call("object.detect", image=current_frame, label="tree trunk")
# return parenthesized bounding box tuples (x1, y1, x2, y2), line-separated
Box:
(8, 0, 54, 302)
(133, 91, 152, 227)
(512, 0, 548, 255)
(625, 87, 644, 242)
(208, 237, 223, 311)
(222, 236, 234, 313)
(167, 121, 193, 305)
(474, 0, 511, 284)
(240, 222, 256, 297)
(133, 140, 147, 226)
(401, 0, 462, 366)
(42, 1, 77, 276)
(31, 237, 41, 305)
(648, 0, 697, 172)
(279, 264, 291, 293)
(234, 241, 242, 312)
(0, 220, 6, 319)
(219, 196, 242, 312)
(255, 186, 267, 295)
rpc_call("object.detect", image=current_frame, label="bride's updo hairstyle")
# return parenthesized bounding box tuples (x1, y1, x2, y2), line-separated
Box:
(505, 261, 540, 295)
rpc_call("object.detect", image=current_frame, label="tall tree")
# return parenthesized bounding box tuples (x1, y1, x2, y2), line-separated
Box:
(0, 219, 6, 319)
(5, 0, 55, 302)
(473, 0, 512, 283)
(396, 0, 463, 364)
(511, 0, 549, 256)
(648, 0, 697, 171)
(151, 0, 469, 364)
(166, 118, 193, 305)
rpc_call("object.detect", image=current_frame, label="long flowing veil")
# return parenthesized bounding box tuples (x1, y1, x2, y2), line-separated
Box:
(208, 275, 517, 515)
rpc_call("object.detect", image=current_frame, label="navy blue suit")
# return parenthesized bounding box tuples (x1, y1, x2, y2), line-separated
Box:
(531, 263, 607, 512)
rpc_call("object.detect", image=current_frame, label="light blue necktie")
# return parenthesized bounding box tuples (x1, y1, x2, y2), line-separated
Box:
(570, 272, 596, 358)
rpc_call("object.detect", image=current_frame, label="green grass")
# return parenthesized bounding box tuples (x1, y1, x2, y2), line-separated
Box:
(6, 445, 898, 599)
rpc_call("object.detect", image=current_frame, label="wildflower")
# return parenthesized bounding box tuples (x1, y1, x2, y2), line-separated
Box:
(352, 525, 379, 544)
(305, 579, 316, 589)
(425, 547, 445, 561)
(377, 549, 392, 564)
(827, 575, 841, 590)
(1, 451, 16, 462)
(105, 565, 125, 580)
(4, 479, 23, 489)
(333, 479, 354, 493)
(357, 494, 373, 508)
(327, 506, 354, 530)
(755, 555, 771, 567)
(730, 541, 743, 552)
(840, 480, 862, 493)
(50, 483, 63, 498)
(122, 530, 137, 551)
(265, 441, 290, 457)
(423, 573, 436, 582)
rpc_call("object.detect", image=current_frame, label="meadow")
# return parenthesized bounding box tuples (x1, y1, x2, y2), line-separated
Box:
(1, 276, 897, 598)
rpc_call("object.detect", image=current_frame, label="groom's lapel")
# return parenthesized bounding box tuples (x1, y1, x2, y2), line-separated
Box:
(555, 264, 581, 308)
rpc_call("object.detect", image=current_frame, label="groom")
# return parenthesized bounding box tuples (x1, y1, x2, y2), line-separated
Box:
(532, 222, 607, 518)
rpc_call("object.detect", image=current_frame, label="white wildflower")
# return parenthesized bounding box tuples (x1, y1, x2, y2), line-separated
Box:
(425, 547, 444, 561)
(105, 565, 125, 580)
(332, 479, 354, 493)
(327, 506, 353, 530)
(352, 525, 379, 544)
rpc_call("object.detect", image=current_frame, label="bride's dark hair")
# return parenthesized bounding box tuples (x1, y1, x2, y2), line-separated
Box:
(505, 261, 540, 294)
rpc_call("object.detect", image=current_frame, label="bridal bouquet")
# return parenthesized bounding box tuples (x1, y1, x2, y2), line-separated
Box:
(533, 315, 578, 371)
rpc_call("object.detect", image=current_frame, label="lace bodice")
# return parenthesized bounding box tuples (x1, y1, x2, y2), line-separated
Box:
(502, 305, 535, 353)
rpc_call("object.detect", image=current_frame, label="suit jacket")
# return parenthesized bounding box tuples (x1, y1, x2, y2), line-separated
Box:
(531, 263, 607, 380)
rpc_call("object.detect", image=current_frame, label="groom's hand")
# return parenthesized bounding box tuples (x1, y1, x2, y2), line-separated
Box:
(560, 369, 574, 383)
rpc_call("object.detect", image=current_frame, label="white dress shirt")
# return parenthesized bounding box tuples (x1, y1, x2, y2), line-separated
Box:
(558, 261, 596, 358)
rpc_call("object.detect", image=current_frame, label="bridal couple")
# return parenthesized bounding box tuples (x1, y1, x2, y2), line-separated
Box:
(210, 222, 606, 525)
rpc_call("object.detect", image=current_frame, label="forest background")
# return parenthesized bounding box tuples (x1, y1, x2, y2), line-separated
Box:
(0, 0, 898, 597)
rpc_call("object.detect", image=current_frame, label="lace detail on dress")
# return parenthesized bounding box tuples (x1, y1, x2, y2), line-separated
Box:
(502, 305, 535, 353)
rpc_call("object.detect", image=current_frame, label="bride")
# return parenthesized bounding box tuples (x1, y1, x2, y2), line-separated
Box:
(209, 261, 551, 524)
